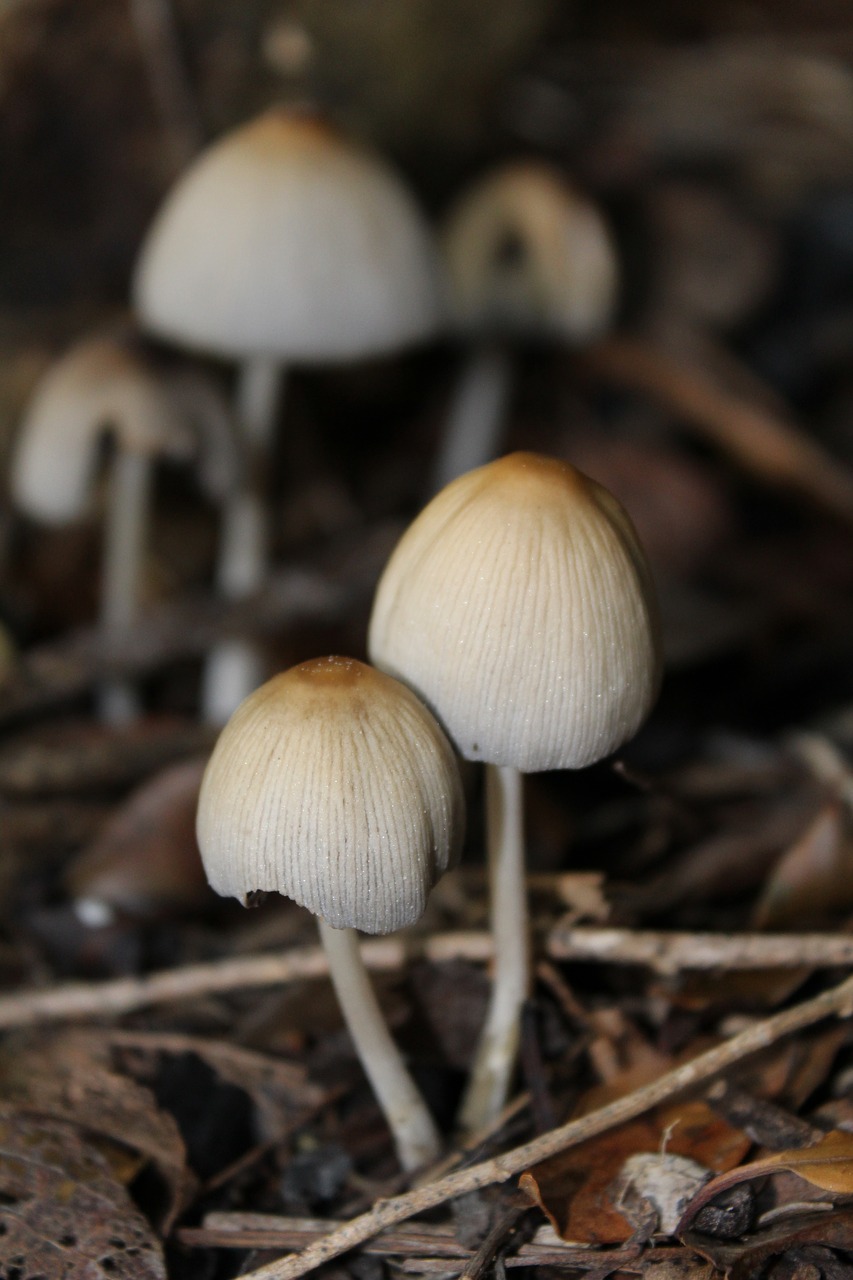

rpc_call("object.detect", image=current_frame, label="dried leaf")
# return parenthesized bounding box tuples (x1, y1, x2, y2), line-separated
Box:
(0, 1112, 165, 1278)
(611, 1151, 713, 1236)
(685, 1207, 853, 1280)
(521, 1100, 750, 1245)
(108, 1030, 327, 1143)
(679, 1129, 853, 1233)
(0, 1032, 192, 1230)
(753, 802, 853, 930)
(65, 758, 213, 919)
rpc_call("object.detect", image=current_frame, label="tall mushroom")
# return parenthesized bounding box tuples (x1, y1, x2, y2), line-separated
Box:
(10, 332, 236, 723)
(432, 162, 617, 491)
(196, 655, 464, 1170)
(133, 108, 444, 723)
(369, 452, 661, 1133)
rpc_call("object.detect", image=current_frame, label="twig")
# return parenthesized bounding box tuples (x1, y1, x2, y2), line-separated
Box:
(547, 924, 853, 974)
(7, 926, 853, 1030)
(128, 0, 203, 169)
(237, 972, 853, 1280)
(579, 336, 853, 522)
(0, 932, 493, 1029)
(458, 1198, 529, 1280)
(179, 1214, 655, 1272)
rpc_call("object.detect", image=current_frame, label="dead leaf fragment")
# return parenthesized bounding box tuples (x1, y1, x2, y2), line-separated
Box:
(0, 1032, 192, 1231)
(612, 1152, 713, 1237)
(0, 1112, 165, 1278)
(521, 1100, 750, 1245)
(753, 802, 853, 930)
(679, 1129, 853, 1234)
(65, 758, 212, 920)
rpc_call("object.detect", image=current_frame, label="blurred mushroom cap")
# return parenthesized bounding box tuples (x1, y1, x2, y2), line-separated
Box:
(10, 334, 196, 524)
(196, 656, 464, 934)
(134, 109, 444, 362)
(369, 452, 662, 771)
(442, 162, 618, 341)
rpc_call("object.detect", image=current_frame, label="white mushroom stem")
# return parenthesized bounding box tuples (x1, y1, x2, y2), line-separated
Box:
(202, 356, 285, 724)
(431, 343, 512, 494)
(458, 763, 529, 1136)
(318, 919, 442, 1172)
(97, 450, 153, 724)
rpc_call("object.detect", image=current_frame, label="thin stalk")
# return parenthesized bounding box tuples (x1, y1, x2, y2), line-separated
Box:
(431, 343, 512, 493)
(318, 919, 442, 1172)
(98, 449, 152, 724)
(202, 357, 284, 724)
(458, 764, 529, 1136)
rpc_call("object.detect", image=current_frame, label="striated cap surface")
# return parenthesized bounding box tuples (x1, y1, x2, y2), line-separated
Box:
(134, 110, 443, 361)
(442, 162, 617, 341)
(196, 656, 464, 933)
(369, 452, 661, 771)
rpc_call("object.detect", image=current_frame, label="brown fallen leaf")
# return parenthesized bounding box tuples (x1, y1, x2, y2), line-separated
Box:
(684, 1206, 853, 1280)
(520, 1100, 751, 1245)
(752, 801, 853, 930)
(107, 1030, 328, 1143)
(0, 1111, 165, 1278)
(0, 1031, 193, 1231)
(65, 757, 214, 921)
(678, 1129, 853, 1233)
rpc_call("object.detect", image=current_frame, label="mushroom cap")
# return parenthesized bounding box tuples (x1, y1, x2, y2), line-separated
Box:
(442, 162, 618, 341)
(196, 656, 464, 933)
(368, 452, 662, 772)
(10, 335, 196, 524)
(134, 110, 444, 362)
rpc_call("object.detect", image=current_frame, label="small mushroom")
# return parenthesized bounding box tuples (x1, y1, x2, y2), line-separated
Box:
(134, 108, 444, 723)
(432, 163, 618, 492)
(10, 332, 236, 723)
(369, 452, 661, 1133)
(195, 655, 464, 1169)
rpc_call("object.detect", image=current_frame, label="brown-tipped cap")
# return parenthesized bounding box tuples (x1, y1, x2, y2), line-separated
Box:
(442, 162, 617, 341)
(369, 453, 662, 772)
(196, 656, 464, 933)
(134, 110, 444, 361)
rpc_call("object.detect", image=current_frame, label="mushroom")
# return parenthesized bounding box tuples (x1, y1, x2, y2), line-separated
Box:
(10, 332, 237, 723)
(195, 655, 464, 1169)
(368, 452, 661, 1132)
(432, 162, 618, 492)
(133, 108, 444, 723)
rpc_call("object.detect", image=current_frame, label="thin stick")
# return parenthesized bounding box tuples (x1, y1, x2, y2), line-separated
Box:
(240, 972, 853, 1280)
(128, 0, 202, 170)
(547, 924, 853, 974)
(8, 926, 853, 1031)
(459, 764, 529, 1135)
(0, 932, 493, 1030)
